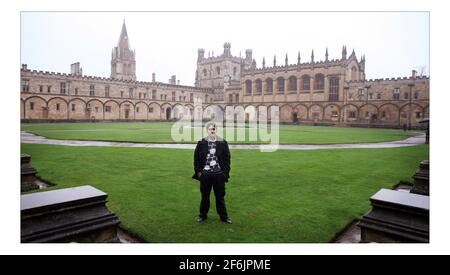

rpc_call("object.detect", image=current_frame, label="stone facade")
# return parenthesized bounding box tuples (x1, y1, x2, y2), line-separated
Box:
(20, 23, 429, 128)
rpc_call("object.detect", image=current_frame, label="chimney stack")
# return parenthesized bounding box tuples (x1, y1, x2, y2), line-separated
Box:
(169, 75, 177, 85)
(71, 62, 82, 76)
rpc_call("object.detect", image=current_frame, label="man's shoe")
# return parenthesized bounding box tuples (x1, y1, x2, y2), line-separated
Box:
(197, 216, 207, 222)
(221, 218, 233, 224)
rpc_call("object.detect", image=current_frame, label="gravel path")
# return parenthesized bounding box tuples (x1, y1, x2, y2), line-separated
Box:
(21, 131, 426, 150)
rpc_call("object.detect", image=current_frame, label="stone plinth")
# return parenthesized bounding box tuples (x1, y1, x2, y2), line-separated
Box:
(410, 160, 429, 196)
(357, 188, 429, 243)
(21, 154, 39, 192)
(21, 185, 120, 243)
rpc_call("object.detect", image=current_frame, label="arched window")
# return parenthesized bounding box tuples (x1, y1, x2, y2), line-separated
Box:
(351, 66, 357, 80)
(329, 77, 339, 101)
(233, 67, 237, 76)
(277, 77, 285, 93)
(203, 69, 207, 77)
(288, 76, 297, 91)
(314, 74, 325, 90)
(255, 79, 262, 94)
(265, 78, 273, 94)
(301, 75, 310, 90)
(216, 67, 221, 75)
(245, 80, 252, 95)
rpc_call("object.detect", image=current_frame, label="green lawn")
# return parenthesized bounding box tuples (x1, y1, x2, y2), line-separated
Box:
(21, 122, 423, 144)
(21, 143, 429, 243)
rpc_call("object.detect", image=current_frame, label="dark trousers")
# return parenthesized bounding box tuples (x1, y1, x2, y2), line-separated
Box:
(199, 173, 228, 220)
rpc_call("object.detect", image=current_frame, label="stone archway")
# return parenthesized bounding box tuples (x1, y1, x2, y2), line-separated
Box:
(166, 107, 172, 120)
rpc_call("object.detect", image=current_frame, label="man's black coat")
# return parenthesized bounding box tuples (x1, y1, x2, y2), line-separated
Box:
(192, 138, 231, 182)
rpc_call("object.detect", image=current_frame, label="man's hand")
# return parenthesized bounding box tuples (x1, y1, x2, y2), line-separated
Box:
(197, 172, 202, 178)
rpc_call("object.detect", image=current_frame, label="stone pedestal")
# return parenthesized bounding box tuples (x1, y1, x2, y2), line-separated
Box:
(357, 188, 429, 243)
(410, 160, 429, 196)
(21, 185, 120, 243)
(21, 154, 39, 192)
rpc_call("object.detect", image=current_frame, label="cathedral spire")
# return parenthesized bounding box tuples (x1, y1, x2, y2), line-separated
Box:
(273, 55, 277, 67)
(297, 51, 301, 65)
(111, 20, 136, 81)
(311, 50, 314, 63)
(118, 20, 130, 49)
(325, 47, 329, 61)
(285, 53, 288, 66)
(262, 57, 266, 68)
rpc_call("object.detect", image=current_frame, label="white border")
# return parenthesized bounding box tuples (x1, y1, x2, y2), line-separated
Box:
(2, 0, 449, 255)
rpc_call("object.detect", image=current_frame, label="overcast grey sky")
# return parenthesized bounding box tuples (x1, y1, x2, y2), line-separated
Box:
(21, 12, 429, 86)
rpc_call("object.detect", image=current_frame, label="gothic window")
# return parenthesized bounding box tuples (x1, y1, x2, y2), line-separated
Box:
(301, 75, 310, 90)
(149, 107, 153, 113)
(89, 85, 95, 96)
(129, 88, 133, 98)
(105, 106, 111, 112)
(277, 77, 285, 93)
(47, 86, 51, 93)
(72, 104, 75, 111)
(351, 66, 357, 80)
(22, 79, 29, 92)
(56, 103, 60, 111)
(256, 79, 262, 94)
(190, 93, 193, 102)
(60, 82, 66, 94)
(358, 89, 365, 96)
(30, 102, 34, 110)
(245, 80, 252, 95)
(216, 67, 220, 75)
(152, 90, 157, 100)
(75, 88, 78, 95)
(105, 86, 110, 97)
(314, 74, 325, 90)
(377, 93, 381, 99)
(382, 111, 386, 118)
(393, 88, 400, 100)
(288, 76, 297, 91)
(349, 111, 356, 118)
(235, 94, 239, 102)
(329, 77, 339, 101)
(203, 69, 207, 77)
(121, 91, 124, 98)
(266, 78, 273, 94)
(233, 67, 237, 76)
(369, 93, 373, 100)
(136, 107, 140, 113)
(229, 94, 233, 103)
(39, 85, 43, 93)
(414, 91, 419, 100)
(95, 107, 99, 112)
(404, 92, 409, 100)
(172, 91, 176, 101)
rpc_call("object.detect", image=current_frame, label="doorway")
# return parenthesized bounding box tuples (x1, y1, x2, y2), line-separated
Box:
(166, 107, 171, 120)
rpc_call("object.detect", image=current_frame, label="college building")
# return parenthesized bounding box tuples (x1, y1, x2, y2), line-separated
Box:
(21, 22, 429, 128)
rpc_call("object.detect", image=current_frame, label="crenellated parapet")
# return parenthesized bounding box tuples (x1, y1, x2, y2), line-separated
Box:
(21, 66, 212, 93)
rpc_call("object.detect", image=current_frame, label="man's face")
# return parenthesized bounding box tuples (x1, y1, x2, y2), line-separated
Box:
(208, 125, 216, 139)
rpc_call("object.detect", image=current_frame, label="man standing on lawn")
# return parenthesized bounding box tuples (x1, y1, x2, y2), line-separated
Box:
(192, 122, 232, 224)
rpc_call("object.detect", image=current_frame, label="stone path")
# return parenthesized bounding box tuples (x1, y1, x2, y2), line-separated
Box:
(21, 131, 426, 150)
